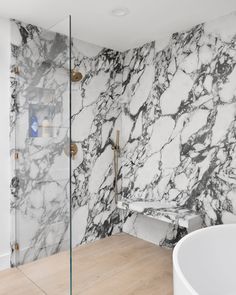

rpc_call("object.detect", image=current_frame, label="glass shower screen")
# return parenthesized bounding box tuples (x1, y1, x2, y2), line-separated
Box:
(10, 16, 72, 294)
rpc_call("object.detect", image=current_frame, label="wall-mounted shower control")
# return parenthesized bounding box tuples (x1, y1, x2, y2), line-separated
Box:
(70, 143, 78, 160)
(64, 143, 78, 160)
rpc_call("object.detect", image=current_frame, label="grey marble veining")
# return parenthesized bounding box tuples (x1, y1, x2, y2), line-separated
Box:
(10, 20, 71, 265)
(10, 19, 126, 265)
(117, 200, 201, 229)
(70, 41, 124, 246)
(10, 11, 236, 264)
(120, 12, 236, 246)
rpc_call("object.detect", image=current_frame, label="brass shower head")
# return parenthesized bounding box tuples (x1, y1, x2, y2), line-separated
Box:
(71, 66, 83, 82)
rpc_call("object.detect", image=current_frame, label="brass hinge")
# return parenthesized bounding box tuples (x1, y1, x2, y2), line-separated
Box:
(14, 243, 19, 251)
(11, 66, 20, 75)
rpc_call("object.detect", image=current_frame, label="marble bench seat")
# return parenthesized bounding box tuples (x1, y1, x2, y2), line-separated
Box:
(117, 200, 202, 231)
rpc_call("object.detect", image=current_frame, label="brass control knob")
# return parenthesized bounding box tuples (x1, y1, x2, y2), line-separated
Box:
(70, 143, 78, 159)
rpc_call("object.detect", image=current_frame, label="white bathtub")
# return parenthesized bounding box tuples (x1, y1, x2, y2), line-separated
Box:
(173, 224, 236, 295)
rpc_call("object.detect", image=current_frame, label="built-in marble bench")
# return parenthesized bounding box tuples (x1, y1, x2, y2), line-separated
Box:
(117, 200, 202, 232)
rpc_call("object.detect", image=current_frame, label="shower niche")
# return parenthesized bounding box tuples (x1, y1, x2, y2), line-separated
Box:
(27, 86, 64, 138)
(29, 103, 54, 138)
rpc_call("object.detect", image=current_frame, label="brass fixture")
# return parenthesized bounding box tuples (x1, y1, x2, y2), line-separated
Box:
(71, 65, 83, 82)
(70, 143, 78, 159)
(15, 152, 19, 160)
(112, 130, 120, 204)
(111, 130, 120, 152)
(115, 130, 120, 152)
(11, 66, 20, 75)
(11, 242, 20, 251)
(64, 142, 78, 160)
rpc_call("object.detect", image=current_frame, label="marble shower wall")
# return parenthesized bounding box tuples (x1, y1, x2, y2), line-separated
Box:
(10, 10, 236, 264)
(10, 19, 124, 265)
(121, 11, 236, 244)
(70, 39, 124, 246)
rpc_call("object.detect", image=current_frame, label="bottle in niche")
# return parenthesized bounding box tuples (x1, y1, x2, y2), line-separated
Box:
(41, 116, 51, 138)
(30, 113, 39, 137)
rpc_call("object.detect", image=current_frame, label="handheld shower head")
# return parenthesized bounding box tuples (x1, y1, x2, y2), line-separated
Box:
(109, 138, 116, 149)
(109, 131, 120, 151)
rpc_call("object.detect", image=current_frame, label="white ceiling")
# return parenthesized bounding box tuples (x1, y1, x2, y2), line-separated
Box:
(0, 0, 236, 51)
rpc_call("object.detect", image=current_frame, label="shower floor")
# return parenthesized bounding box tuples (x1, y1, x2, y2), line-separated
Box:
(0, 233, 173, 295)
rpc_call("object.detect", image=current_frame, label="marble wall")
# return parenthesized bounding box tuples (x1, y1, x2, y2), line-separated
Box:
(120, 12, 236, 246)
(10, 20, 123, 265)
(10, 11, 236, 265)
(70, 39, 124, 246)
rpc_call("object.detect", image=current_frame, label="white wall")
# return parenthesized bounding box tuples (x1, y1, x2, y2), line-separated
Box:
(0, 17, 11, 270)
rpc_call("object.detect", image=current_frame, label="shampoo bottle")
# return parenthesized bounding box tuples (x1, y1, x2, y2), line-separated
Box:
(42, 116, 51, 138)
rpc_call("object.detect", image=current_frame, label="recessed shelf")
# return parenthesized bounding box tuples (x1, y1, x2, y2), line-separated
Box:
(29, 104, 54, 138)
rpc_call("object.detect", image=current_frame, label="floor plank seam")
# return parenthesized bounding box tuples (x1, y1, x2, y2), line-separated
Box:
(18, 268, 47, 295)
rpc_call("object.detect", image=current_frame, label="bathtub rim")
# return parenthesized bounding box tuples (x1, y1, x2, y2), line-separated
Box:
(173, 224, 236, 295)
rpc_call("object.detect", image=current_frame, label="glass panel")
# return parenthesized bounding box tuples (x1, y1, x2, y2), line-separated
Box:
(10, 16, 72, 294)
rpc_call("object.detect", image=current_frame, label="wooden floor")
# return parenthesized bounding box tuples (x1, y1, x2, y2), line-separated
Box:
(0, 234, 173, 295)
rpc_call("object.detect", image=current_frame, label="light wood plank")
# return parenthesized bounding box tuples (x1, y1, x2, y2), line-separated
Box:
(0, 268, 43, 295)
(0, 234, 173, 295)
